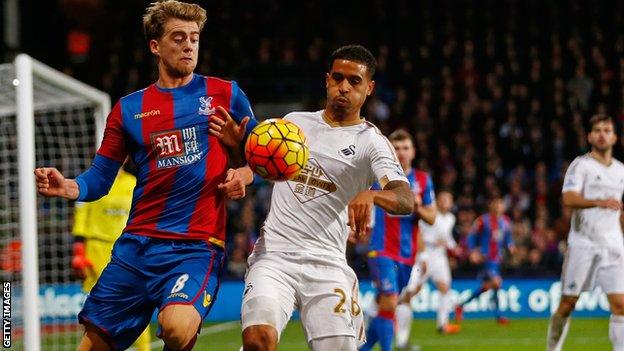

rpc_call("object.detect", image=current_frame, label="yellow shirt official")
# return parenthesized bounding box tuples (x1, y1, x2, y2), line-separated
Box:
(72, 169, 136, 291)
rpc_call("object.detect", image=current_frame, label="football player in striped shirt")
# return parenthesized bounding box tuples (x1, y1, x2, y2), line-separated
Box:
(35, 1, 257, 350)
(455, 196, 515, 325)
(362, 129, 437, 351)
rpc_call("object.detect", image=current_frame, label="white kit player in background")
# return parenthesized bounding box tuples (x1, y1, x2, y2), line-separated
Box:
(209, 45, 414, 351)
(402, 191, 461, 339)
(547, 114, 624, 351)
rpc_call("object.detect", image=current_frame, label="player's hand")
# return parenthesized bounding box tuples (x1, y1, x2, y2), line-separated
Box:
(218, 168, 248, 200)
(209, 106, 250, 148)
(34, 167, 78, 199)
(469, 250, 484, 265)
(348, 190, 375, 239)
(348, 226, 372, 244)
(71, 242, 93, 279)
(448, 246, 462, 258)
(414, 193, 422, 208)
(596, 198, 623, 211)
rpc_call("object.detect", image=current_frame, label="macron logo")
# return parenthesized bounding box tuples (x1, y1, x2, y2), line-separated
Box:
(134, 109, 161, 119)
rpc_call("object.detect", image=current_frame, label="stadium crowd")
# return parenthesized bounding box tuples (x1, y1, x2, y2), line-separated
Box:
(9, 0, 624, 280)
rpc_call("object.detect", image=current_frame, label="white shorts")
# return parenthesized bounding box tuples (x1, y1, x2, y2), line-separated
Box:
(241, 251, 365, 345)
(405, 252, 451, 293)
(561, 245, 624, 296)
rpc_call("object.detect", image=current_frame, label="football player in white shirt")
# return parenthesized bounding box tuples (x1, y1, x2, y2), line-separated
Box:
(402, 191, 461, 336)
(547, 114, 624, 351)
(210, 45, 414, 351)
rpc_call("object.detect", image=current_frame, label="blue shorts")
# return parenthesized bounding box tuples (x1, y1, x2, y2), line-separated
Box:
(368, 256, 412, 295)
(477, 261, 501, 281)
(78, 233, 224, 350)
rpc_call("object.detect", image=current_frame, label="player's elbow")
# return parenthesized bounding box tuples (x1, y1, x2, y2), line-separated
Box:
(391, 195, 414, 215)
(423, 211, 436, 225)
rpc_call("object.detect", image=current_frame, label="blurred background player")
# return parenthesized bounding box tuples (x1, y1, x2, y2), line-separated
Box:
(34, 1, 257, 350)
(455, 196, 516, 325)
(547, 114, 624, 351)
(71, 159, 151, 351)
(361, 129, 436, 351)
(401, 190, 461, 337)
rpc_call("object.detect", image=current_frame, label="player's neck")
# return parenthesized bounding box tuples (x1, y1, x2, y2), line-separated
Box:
(402, 165, 412, 174)
(322, 109, 364, 127)
(589, 149, 613, 166)
(156, 67, 194, 89)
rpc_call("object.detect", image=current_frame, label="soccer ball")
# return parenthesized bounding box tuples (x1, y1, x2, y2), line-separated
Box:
(245, 119, 309, 181)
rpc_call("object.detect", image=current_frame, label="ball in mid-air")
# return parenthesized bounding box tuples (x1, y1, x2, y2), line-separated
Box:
(245, 119, 309, 181)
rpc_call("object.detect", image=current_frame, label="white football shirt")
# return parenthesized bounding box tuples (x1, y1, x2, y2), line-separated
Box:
(256, 110, 409, 258)
(419, 212, 457, 257)
(562, 154, 624, 248)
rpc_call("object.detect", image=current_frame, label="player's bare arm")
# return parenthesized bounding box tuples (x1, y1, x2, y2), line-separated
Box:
(34, 167, 80, 200)
(417, 202, 437, 225)
(379, 179, 414, 215)
(348, 180, 413, 238)
(209, 105, 250, 147)
(562, 191, 622, 211)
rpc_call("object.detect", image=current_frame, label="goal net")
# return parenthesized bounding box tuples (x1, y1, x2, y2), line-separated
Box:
(0, 55, 109, 350)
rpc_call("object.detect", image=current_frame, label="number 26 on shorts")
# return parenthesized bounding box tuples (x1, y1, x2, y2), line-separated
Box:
(333, 288, 361, 316)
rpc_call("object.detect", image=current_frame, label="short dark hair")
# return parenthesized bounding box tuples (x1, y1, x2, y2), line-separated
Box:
(388, 129, 413, 144)
(328, 45, 377, 78)
(588, 114, 614, 130)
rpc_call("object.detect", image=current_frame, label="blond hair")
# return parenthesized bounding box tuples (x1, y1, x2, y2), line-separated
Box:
(143, 1, 207, 41)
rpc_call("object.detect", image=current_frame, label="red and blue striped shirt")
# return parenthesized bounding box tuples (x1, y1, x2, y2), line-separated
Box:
(467, 213, 514, 264)
(76, 74, 256, 246)
(368, 169, 435, 265)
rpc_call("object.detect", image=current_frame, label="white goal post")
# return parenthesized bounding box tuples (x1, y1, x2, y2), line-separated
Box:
(2, 54, 110, 351)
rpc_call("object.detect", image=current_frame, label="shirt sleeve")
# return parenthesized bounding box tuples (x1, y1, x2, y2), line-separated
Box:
(562, 157, 585, 194)
(368, 133, 408, 188)
(230, 81, 258, 139)
(421, 175, 436, 206)
(96, 101, 127, 163)
(75, 155, 121, 202)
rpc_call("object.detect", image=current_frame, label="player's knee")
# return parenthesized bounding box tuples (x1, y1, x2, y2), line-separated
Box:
(158, 306, 200, 350)
(242, 325, 278, 351)
(437, 282, 449, 293)
(608, 295, 624, 315)
(378, 293, 398, 312)
(160, 324, 196, 350)
(78, 328, 112, 351)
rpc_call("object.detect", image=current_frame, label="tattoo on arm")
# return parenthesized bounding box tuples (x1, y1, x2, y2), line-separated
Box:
(383, 180, 413, 215)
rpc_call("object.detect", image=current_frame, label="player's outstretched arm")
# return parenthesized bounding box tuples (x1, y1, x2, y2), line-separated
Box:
(34, 167, 79, 200)
(563, 191, 622, 210)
